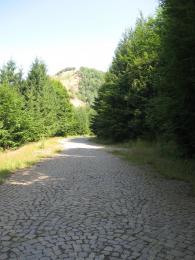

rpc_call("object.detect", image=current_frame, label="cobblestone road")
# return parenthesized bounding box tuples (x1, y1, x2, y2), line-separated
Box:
(0, 138, 195, 260)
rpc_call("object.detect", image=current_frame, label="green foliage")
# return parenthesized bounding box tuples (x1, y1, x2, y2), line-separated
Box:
(92, 14, 161, 141)
(92, 2, 195, 159)
(156, 0, 195, 156)
(50, 79, 73, 136)
(23, 59, 76, 141)
(71, 106, 92, 135)
(0, 85, 27, 148)
(0, 59, 87, 149)
(0, 60, 24, 91)
(78, 67, 105, 106)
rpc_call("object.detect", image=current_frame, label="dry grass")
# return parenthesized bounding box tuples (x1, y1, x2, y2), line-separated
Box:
(0, 137, 64, 184)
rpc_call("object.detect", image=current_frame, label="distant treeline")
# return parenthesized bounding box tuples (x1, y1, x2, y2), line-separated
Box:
(0, 59, 89, 149)
(91, 0, 195, 157)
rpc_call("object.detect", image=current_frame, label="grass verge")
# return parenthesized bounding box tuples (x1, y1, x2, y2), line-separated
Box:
(0, 137, 64, 184)
(93, 138, 195, 195)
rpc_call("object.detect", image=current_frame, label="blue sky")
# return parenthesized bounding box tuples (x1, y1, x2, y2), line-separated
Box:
(0, 0, 159, 74)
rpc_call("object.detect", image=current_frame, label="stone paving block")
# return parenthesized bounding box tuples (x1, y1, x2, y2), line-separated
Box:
(0, 138, 194, 259)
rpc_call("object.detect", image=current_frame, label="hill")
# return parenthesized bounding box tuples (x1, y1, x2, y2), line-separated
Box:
(53, 67, 105, 107)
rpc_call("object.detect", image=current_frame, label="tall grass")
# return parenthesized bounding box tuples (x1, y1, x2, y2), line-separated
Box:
(0, 137, 63, 184)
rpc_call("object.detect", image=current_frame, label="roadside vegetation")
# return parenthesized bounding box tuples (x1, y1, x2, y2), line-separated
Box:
(115, 141, 195, 195)
(91, 0, 195, 191)
(0, 60, 94, 182)
(0, 137, 63, 184)
(92, 137, 195, 194)
(0, 58, 88, 150)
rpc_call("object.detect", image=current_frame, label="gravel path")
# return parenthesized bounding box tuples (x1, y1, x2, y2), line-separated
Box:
(0, 137, 195, 260)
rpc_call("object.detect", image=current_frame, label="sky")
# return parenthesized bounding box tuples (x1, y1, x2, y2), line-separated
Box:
(0, 0, 159, 75)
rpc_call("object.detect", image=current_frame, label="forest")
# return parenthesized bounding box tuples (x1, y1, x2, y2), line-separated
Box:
(92, 0, 195, 158)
